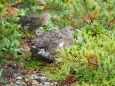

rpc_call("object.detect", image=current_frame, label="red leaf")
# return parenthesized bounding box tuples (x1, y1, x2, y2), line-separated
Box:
(6, 6, 18, 15)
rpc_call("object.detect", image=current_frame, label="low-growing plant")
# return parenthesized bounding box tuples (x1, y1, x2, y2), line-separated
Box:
(24, 57, 49, 70)
(16, 52, 32, 62)
(46, 25, 115, 85)
(0, 15, 21, 61)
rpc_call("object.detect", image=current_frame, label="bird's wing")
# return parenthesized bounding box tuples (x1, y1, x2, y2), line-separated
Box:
(31, 35, 44, 48)
(19, 16, 32, 26)
(31, 29, 64, 49)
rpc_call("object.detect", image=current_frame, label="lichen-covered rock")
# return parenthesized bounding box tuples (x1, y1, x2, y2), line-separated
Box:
(19, 12, 50, 29)
(30, 26, 74, 61)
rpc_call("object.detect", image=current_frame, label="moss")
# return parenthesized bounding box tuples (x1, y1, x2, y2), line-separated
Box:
(24, 56, 51, 70)
(16, 52, 32, 62)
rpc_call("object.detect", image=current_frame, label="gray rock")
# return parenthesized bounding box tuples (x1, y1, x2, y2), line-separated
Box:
(36, 76, 47, 83)
(53, 82, 58, 85)
(16, 76, 23, 80)
(31, 80, 39, 85)
(15, 81, 27, 86)
(4, 71, 59, 86)
(36, 78, 43, 83)
(43, 82, 51, 86)
(50, 83, 54, 86)
(28, 74, 39, 79)
(31, 26, 74, 61)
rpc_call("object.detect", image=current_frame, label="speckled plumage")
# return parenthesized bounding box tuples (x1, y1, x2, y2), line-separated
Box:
(19, 12, 50, 29)
(30, 26, 74, 61)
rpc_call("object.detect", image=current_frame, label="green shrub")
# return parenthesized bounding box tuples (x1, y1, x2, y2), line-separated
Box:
(0, 15, 21, 61)
(46, 25, 115, 85)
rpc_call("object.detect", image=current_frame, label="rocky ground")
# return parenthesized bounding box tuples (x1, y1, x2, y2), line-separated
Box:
(0, 63, 59, 86)
(0, 31, 74, 86)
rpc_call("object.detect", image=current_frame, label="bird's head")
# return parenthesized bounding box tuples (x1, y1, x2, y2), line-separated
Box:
(64, 26, 74, 32)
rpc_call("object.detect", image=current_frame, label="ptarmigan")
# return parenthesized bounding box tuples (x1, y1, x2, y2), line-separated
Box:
(30, 26, 74, 61)
(19, 12, 50, 29)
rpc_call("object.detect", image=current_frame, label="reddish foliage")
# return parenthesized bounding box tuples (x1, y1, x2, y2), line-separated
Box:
(81, 11, 98, 23)
(107, 9, 112, 13)
(6, 57, 15, 61)
(28, 68, 37, 73)
(65, 71, 76, 81)
(37, 66, 43, 71)
(88, 56, 98, 66)
(6, 6, 18, 15)
(59, 71, 77, 86)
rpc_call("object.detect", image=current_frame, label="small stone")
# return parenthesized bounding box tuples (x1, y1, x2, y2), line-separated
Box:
(37, 77, 47, 82)
(20, 70, 28, 75)
(9, 63, 17, 69)
(43, 82, 51, 86)
(50, 83, 54, 86)
(24, 78, 32, 83)
(26, 83, 32, 86)
(15, 81, 27, 86)
(36, 78, 41, 83)
(15, 80, 22, 83)
(16, 76, 23, 80)
(53, 82, 58, 85)
(39, 76, 47, 81)
(28, 74, 39, 79)
(34, 83, 42, 86)
(17, 50, 23, 55)
(32, 80, 39, 85)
